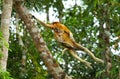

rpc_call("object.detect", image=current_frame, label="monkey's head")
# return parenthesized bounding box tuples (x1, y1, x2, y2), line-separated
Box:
(52, 22, 63, 28)
(52, 22, 60, 25)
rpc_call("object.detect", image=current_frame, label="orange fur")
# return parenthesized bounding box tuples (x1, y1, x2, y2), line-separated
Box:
(51, 22, 80, 49)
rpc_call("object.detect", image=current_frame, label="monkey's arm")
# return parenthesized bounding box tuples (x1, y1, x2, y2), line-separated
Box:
(32, 15, 54, 29)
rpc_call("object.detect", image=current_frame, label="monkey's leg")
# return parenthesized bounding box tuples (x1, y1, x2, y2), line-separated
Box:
(76, 44, 104, 63)
(69, 49, 93, 69)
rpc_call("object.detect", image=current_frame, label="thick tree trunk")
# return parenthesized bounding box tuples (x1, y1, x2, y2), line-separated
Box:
(0, 0, 13, 71)
(14, 1, 72, 79)
(104, 5, 112, 77)
(99, 22, 112, 78)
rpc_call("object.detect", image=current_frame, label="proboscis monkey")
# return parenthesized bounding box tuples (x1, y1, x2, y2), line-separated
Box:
(32, 15, 104, 69)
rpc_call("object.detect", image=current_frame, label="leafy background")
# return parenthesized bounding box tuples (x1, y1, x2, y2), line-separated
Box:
(0, 0, 120, 79)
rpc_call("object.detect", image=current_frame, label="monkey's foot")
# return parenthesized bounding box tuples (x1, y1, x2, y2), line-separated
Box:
(83, 60, 93, 69)
(94, 57, 104, 63)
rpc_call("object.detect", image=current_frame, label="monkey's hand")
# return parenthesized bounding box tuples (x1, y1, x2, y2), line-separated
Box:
(32, 15, 35, 18)
(82, 60, 92, 69)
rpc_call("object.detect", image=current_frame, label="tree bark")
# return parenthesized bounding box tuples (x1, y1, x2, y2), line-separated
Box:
(0, 0, 13, 71)
(14, 1, 72, 79)
(104, 5, 112, 77)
